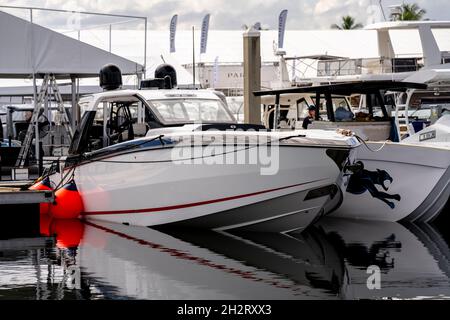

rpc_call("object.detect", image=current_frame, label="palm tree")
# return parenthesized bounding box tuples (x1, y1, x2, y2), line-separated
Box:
(331, 16, 363, 30)
(395, 3, 427, 21)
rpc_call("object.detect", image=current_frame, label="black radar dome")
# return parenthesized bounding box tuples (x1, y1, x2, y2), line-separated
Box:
(99, 64, 123, 91)
(154, 64, 177, 88)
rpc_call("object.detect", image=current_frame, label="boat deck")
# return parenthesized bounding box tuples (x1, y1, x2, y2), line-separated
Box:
(0, 187, 53, 205)
(0, 187, 53, 239)
(0, 237, 55, 251)
(0, 180, 35, 189)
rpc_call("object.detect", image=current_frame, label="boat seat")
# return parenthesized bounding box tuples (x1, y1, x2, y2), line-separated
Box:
(133, 123, 148, 137)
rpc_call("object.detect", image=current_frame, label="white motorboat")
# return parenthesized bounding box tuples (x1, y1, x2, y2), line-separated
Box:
(402, 114, 450, 148)
(334, 141, 450, 222)
(48, 65, 360, 232)
(255, 81, 450, 222)
(334, 101, 450, 223)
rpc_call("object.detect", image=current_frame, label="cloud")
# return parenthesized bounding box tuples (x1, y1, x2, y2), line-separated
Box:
(315, 0, 344, 14)
(0, 0, 448, 30)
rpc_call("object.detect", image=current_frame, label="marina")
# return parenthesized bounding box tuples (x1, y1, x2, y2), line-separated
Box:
(0, 1, 450, 305)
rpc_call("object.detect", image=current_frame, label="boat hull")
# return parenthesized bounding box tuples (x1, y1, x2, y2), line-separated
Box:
(70, 144, 350, 232)
(332, 142, 450, 222)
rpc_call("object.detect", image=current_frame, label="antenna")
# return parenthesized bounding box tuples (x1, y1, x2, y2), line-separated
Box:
(192, 26, 196, 88)
(378, 0, 387, 21)
(388, 4, 403, 21)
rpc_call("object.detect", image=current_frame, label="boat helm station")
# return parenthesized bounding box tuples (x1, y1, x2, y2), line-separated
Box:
(255, 81, 428, 142)
(69, 64, 245, 156)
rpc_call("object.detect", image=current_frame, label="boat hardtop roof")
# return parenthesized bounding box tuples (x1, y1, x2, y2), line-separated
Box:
(79, 88, 223, 112)
(365, 21, 450, 30)
(3, 104, 71, 112)
(254, 81, 428, 98)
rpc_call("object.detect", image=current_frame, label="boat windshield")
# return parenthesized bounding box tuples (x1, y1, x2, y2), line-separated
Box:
(148, 99, 235, 124)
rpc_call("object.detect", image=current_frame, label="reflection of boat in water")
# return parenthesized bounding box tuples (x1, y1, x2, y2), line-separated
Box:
(3, 216, 450, 300)
(162, 227, 347, 298)
(317, 218, 450, 299)
(77, 221, 346, 299)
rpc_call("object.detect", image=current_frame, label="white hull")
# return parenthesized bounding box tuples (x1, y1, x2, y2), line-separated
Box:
(332, 142, 450, 222)
(403, 115, 450, 148)
(62, 137, 354, 232)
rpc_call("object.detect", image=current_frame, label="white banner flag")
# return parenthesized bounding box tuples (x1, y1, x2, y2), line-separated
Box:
(278, 10, 288, 49)
(200, 14, 210, 54)
(170, 14, 178, 53)
(213, 56, 219, 88)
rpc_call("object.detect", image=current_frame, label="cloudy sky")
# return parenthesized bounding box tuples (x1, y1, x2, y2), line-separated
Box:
(1, 0, 449, 30)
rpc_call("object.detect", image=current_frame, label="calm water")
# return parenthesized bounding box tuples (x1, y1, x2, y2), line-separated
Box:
(1, 216, 450, 300)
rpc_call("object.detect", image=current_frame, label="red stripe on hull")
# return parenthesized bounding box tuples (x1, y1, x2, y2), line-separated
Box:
(81, 179, 324, 216)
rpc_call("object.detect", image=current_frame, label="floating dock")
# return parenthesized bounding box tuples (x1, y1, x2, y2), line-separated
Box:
(0, 186, 53, 205)
(0, 236, 55, 251)
(0, 185, 54, 239)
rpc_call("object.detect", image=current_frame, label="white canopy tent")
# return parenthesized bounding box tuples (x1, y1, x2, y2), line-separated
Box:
(0, 10, 144, 78)
(0, 10, 145, 167)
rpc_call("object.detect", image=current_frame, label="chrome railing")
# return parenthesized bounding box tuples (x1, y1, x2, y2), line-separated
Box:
(317, 58, 421, 77)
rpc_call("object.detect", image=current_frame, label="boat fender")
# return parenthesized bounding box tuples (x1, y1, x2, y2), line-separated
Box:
(39, 213, 52, 237)
(29, 177, 53, 215)
(49, 181, 84, 219)
(49, 219, 85, 249)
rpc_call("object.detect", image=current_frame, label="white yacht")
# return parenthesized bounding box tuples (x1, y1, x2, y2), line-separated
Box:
(255, 81, 450, 223)
(289, 21, 450, 139)
(402, 114, 450, 148)
(47, 65, 360, 232)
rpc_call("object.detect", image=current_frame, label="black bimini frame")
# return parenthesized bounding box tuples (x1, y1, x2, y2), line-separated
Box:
(254, 81, 428, 126)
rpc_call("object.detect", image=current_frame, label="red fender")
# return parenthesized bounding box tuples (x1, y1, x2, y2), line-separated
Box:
(29, 177, 53, 215)
(49, 181, 84, 219)
(50, 219, 85, 249)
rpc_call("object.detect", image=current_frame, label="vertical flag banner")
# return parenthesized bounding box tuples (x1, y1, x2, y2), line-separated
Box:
(278, 9, 288, 49)
(291, 57, 297, 81)
(170, 14, 178, 53)
(200, 14, 210, 54)
(213, 56, 219, 88)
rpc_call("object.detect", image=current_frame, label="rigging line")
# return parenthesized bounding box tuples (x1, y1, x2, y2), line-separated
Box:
(355, 135, 389, 152)
(91, 145, 259, 164)
(53, 164, 77, 192)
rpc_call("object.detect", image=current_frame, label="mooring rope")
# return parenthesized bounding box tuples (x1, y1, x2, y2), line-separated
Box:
(354, 135, 389, 153)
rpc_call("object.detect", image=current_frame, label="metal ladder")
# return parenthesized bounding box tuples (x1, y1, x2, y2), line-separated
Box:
(15, 74, 73, 167)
